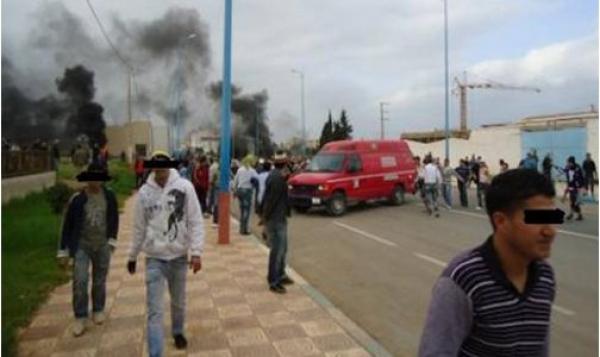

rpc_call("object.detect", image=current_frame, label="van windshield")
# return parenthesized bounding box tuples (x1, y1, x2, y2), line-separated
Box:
(306, 153, 345, 172)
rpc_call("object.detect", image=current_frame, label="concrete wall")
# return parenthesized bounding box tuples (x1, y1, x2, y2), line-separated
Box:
(2, 171, 56, 204)
(587, 118, 599, 165)
(106, 121, 169, 161)
(406, 125, 522, 174)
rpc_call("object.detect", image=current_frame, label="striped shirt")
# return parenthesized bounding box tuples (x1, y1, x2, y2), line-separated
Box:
(419, 237, 555, 357)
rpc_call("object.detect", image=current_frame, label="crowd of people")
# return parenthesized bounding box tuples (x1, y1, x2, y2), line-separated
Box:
(414, 151, 597, 221)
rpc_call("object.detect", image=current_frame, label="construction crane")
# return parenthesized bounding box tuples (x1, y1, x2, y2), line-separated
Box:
(454, 72, 541, 131)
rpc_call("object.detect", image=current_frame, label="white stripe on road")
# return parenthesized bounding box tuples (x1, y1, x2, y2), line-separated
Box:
(414, 251, 576, 316)
(448, 208, 598, 241)
(413, 252, 447, 267)
(551, 304, 576, 316)
(332, 221, 398, 247)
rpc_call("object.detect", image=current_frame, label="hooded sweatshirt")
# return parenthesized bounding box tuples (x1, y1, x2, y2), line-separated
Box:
(129, 169, 204, 261)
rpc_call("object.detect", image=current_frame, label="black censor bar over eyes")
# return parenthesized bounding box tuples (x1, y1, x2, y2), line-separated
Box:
(143, 160, 180, 169)
(524, 208, 565, 224)
(76, 172, 111, 182)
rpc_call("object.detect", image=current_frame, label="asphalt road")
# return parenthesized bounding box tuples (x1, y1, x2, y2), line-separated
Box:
(234, 188, 598, 357)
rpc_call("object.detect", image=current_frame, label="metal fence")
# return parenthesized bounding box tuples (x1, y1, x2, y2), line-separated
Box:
(2, 150, 53, 178)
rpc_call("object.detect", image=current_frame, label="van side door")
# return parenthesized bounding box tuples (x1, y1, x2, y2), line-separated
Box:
(346, 154, 368, 200)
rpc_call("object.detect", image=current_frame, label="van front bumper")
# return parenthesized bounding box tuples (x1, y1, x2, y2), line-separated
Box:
(289, 195, 327, 208)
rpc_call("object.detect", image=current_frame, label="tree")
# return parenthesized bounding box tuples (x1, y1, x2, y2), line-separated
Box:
(338, 109, 353, 139)
(331, 109, 352, 141)
(318, 110, 334, 148)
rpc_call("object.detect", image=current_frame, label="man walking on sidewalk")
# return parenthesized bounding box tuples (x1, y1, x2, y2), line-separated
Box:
(57, 163, 119, 337)
(423, 156, 442, 217)
(128, 151, 204, 356)
(419, 169, 558, 356)
(261, 151, 294, 294)
(564, 156, 585, 221)
(233, 155, 258, 235)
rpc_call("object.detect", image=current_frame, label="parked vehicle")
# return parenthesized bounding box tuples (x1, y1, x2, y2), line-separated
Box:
(288, 140, 417, 216)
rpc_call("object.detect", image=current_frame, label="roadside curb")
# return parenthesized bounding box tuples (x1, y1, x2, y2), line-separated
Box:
(230, 216, 394, 357)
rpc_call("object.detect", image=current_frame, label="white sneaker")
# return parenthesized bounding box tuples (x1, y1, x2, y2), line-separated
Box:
(73, 318, 86, 337)
(211, 223, 218, 229)
(475, 206, 482, 210)
(93, 311, 106, 325)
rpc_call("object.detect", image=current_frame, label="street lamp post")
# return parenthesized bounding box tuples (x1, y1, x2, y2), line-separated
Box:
(443, 0, 450, 161)
(218, 0, 233, 244)
(291, 69, 306, 156)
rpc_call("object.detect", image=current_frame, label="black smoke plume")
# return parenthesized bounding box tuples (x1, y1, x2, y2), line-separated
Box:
(56, 65, 107, 146)
(208, 82, 274, 157)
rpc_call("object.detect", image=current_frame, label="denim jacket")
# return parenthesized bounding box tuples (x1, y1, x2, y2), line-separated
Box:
(57, 187, 119, 258)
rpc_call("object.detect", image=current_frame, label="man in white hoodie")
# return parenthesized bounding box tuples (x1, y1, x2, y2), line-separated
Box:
(127, 151, 204, 357)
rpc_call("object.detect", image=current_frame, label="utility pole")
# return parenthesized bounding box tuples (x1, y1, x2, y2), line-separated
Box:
(218, 0, 233, 245)
(291, 69, 306, 155)
(443, 0, 450, 161)
(379, 102, 389, 139)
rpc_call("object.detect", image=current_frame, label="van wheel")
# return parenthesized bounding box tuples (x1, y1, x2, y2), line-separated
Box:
(390, 185, 405, 206)
(327, 192, 347, 216)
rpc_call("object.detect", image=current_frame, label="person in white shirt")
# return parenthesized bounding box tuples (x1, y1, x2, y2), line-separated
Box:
(232, 155, 258, 235)
(423, 156, 442, 217)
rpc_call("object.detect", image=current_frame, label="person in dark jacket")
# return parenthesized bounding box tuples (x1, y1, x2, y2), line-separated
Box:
(57, 163, 119, 337)
(564, 156, 585, 220)
(582, 153, 597, 198)
(455, 160, 470, 207)
(261, 151, 293, 294)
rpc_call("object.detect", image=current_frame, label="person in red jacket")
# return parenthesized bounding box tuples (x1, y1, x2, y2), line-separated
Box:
(134, 155, 145, 189)
(193, 155, 210, 218)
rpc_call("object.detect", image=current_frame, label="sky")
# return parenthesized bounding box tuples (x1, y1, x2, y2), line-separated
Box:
(2, 0, 598, 143)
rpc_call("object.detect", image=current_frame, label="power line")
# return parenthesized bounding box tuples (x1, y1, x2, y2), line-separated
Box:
(85, 0, 133, 72)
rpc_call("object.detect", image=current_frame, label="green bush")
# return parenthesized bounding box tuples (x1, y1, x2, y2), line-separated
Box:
(2, 192, 69, 356)
(44, 182, 76, 214)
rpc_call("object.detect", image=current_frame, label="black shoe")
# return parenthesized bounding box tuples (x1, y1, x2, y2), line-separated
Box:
(576, 214, 583, 221)
(174, 334, 187, 350)
(435, 212, 440, 218)
(269, 284, 287, 294)
(280, 277, 295, 285)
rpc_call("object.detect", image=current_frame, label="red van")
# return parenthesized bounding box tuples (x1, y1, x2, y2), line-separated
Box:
(288, 139, 417, 216)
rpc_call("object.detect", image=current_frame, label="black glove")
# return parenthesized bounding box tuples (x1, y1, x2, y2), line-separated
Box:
(127, 261, 136, 275)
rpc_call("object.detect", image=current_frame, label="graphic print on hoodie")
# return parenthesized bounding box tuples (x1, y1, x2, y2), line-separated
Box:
(131, 169, 204, 261)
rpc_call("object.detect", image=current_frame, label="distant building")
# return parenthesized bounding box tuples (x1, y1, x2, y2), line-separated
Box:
(404, 109, 598, 175)
(105, 120, 168, 162)
(187, 129, 219, 154)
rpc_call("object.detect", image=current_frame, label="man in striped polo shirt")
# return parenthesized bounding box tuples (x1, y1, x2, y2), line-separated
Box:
(419, 169, 560, 356)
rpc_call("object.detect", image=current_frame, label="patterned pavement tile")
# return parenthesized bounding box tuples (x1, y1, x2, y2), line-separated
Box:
(324, 348, 372, 357)
(311, 334, 359, 352)
(19, 325, 67, 341)
(99, 328, 143, 349)
(273, 337, 322, 357)
(257, 311, 295, 328)
(188, 332, 230, 352)
(217, 304, 253, 319)
(188, 349, 233, 357)
(230, 343, 280, 357)
(283, 297, 319, 312)
(226, 327, 269, 347)
(221, 315, 261, 331)
(264, 324, 308, 341)
(300, 319, 344, 337)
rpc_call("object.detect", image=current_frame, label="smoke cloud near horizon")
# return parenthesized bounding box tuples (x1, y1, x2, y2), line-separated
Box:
(2, 2, 215, 146)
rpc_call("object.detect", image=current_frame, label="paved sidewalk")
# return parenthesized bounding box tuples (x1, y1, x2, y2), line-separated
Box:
(17, 195, 373, 357)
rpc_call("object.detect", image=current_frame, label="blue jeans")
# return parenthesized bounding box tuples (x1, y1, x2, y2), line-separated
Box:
(73, 244, 111, 318)
(267, 220, 288, 287)
(146, 256, 187, 357)
(208, 186, 217, 215)
(237, 188, 253, 233)
(442, 183, 452, 207)
(424, 183, 439, 213)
